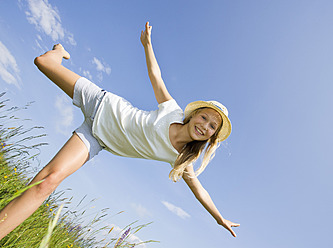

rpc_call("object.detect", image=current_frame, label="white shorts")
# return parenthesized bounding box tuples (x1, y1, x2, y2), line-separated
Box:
(73, 77, 106, 160)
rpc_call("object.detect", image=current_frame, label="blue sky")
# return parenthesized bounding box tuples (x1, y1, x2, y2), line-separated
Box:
(1, 0, 333, 247)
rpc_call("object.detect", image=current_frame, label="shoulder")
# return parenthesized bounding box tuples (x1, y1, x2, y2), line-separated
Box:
(158, 98, 182, 111)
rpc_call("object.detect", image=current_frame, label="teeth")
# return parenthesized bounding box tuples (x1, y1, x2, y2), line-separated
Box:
(196, 126, 204, 135)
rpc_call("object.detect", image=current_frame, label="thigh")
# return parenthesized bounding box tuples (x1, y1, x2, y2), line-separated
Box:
(74, 121, 103, 160)
(30, 133, 89, 185)
(45, 64, 81, 99)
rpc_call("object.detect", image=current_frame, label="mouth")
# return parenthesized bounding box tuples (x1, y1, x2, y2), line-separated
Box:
(195, 126, 204, 136)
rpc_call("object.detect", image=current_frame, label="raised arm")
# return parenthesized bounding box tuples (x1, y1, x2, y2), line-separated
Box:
(182, 164, 240, 237)
(141, 22, 173, 104)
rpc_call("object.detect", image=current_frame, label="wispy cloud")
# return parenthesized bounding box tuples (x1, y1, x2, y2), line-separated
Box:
(92, 57, 111, 81)
(54, 95, 73, 135)
(25, 0, 76, 45)
(0, 41, 20, 88)
(131, 203, 152, 218)
(82, 69, 93, 80)
(161, 201, 191, 219)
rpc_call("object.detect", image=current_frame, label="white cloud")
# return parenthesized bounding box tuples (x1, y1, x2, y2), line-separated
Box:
(131, 203, 152, 218)
(25, 0, 76, 45)
(92, 57, 111, 81)
(0, 41, 20, 88)
(92, 57, 105, 72)
(35, 37, 44, 51)
(82, 69, 93, 80)
(161, 201, 191, 219)
(54, 94, 74, 135)
(67, 33, 76, 46)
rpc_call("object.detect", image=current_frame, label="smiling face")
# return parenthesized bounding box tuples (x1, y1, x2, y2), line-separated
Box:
(187, 108, 222, 141)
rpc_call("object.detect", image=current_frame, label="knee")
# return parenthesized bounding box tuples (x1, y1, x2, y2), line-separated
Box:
(35, 173, 62, 197)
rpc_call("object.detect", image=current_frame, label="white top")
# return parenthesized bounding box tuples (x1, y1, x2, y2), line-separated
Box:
(92, 92, 184, 165)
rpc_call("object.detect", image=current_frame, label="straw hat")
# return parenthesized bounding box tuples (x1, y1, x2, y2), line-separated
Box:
(184, 100, 232, 142)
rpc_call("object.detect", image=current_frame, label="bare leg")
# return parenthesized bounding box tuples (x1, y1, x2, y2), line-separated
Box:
(0, 133, 89, 239)
(34, 44, 80, 99)
(0, 45, 87, 239)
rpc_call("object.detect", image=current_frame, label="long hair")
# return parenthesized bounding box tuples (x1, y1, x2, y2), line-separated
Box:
(169, 108, 222, 182)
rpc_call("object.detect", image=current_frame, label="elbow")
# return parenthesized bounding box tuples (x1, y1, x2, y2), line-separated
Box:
(148, 68, 161, 79)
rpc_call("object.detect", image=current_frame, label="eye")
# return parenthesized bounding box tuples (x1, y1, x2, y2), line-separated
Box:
(201, 115, 206, 120)
(210, 124, 216, 130)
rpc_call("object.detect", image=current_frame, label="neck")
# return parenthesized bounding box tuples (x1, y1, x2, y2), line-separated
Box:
(169, 123, 193, 153)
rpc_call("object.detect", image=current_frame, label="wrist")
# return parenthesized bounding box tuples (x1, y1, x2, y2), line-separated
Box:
(143, 41, 152, 48)
(216, 216, 225, 225)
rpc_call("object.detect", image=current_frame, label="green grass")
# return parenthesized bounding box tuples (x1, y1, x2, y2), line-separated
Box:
(0, 93, 157, 247)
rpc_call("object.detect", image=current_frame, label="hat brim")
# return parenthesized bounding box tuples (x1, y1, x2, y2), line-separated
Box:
(184, 101, 232, 142)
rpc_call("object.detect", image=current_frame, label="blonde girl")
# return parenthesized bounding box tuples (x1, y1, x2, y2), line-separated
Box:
(0, 22, 239, 239)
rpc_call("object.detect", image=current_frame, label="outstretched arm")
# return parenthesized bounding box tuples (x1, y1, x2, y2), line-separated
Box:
(141, 22, 173, 104)
(182, 164, 240, 237)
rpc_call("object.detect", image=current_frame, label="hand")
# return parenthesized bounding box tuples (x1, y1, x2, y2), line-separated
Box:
(218, 218, 240, 237)
(140, 22, 152, 47)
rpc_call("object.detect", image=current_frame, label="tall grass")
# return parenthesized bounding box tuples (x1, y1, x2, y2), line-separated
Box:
(0, 93, 157, 247)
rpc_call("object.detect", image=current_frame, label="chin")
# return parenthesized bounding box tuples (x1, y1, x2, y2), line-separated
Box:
(193, 136, 209, 142)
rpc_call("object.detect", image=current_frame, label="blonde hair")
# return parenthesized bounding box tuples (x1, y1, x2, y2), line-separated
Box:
(169, 108, 222, 182)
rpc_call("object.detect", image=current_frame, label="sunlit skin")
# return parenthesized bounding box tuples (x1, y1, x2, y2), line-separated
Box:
(169, 108, 222, 153)
(0, 22, 240, 240)
(187, 108, 222, 141)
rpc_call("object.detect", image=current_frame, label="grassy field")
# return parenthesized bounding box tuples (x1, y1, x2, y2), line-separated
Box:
(0, 93, 156, 248)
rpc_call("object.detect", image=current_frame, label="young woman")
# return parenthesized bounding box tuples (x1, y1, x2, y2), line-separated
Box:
(0, 22, 239, 239)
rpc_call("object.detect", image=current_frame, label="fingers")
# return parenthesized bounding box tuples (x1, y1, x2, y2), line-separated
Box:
(223, 221, 239, 237)
(141, 22, 152, 45)
(145, 21, 152, 32)
(229, 222, 240, 237)
(228, 227, 236, 237)
(230, 229, 237, 237)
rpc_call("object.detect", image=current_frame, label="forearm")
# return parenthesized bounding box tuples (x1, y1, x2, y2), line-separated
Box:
(143, 42, 172, 103)
(194, 187, 224, 224)
(140, 22, 172, 104)
(144, 43, 162, 80)
(183, 165, 239, 237)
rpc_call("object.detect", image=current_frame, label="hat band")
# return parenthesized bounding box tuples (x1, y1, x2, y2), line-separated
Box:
(209, 102, 226, 115)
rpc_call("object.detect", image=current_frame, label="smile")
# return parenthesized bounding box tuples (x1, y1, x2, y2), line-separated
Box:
(195, 126, 204, 135)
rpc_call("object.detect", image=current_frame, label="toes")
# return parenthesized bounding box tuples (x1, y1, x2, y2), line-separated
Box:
(52, 44, 63, 50)
(63, 52, 70, 60)
(52, 44, 70, 59)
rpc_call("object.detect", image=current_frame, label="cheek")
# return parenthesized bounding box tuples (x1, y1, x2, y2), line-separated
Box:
(191, 116, 201, 124)
(208, 129, 215, 137)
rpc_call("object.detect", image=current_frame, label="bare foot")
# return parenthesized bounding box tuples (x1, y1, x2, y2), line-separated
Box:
(52, 44, 70, 60)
